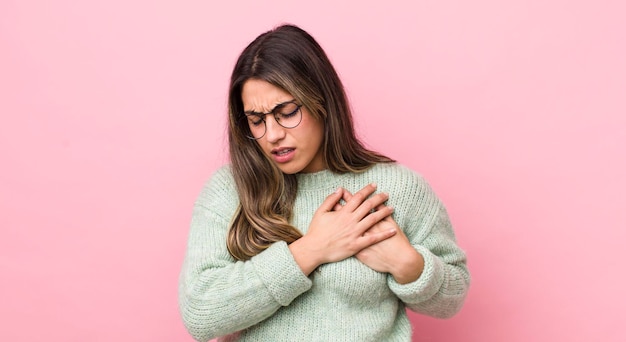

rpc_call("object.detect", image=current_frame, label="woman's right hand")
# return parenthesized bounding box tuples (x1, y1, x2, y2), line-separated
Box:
(288, 183, 397, 275)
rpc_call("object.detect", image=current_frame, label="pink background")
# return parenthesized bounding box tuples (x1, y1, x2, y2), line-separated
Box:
(2, 1, 625, 341)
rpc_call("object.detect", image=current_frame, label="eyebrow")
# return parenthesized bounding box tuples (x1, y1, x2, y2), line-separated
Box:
(244, 99, 296, 116)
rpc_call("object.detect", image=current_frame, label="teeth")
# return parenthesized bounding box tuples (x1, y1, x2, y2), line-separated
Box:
(277, 149, 292, 155)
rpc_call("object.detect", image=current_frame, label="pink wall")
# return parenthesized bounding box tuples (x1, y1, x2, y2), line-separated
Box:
(2, 1, 625, 341)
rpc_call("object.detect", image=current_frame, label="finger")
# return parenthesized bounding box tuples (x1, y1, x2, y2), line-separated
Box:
(342, 183, 377, 212)
(317, 187, 344, 212)
(374, 202, 386, 211)
(374, 203, 393, 222)
(355, 226, 397, 249)
(341, 189, 353, 203)
(336, 190, 352, 211)
(358, 205, 394, 231)
(353, 192, 389, 219)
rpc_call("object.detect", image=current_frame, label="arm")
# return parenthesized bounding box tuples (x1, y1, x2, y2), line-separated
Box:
(178, 170, 312, 341)
(347, 171, 470, 318)
(387, 202, 470, 318)
(179, 172, 401, 341)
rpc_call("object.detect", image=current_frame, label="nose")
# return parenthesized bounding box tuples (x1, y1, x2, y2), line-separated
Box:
(264, 115, 286, 143)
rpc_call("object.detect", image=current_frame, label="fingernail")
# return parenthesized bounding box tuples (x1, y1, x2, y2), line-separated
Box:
(335, 187, 342, 194)
(371, 182, 377, 188)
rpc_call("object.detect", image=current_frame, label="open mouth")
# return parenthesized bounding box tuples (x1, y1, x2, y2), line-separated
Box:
(273, 148, 294, 156)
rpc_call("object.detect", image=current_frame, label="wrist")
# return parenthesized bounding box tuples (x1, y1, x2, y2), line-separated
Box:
(391, 248, 424, 284)
(288, 236, 324, 276)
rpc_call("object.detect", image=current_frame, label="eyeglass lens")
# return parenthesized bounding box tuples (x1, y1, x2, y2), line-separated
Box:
(243, 102, 302, 139)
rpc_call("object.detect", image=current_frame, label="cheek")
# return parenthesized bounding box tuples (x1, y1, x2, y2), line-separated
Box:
(252, 140, 271, 157)
(300, 112, 324, 138)
(311, 120, 325, 146)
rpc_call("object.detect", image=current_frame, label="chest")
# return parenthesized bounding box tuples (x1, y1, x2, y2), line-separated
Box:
(291, 191, 394, 305)
(310, 256, 393, 306)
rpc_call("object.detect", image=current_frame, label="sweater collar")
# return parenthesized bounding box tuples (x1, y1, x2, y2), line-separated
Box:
(295, 168, 342, 191)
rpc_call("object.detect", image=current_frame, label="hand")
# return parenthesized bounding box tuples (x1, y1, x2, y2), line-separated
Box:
(289, 184, 397, 275)
(339, 190, 425, 284)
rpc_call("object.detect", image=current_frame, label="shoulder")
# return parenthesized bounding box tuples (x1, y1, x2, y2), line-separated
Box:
(367, 162, 442, 215)
(207, 164, 236, 189)
(195, 165, 239, 211)
(366, 163, 430, 193)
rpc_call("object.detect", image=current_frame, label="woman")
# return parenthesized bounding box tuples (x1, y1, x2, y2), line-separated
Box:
(179, 24, 470, 341)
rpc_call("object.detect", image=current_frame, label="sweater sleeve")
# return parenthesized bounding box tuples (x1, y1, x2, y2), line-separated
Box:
(178, 167, 312, 341)
(387, 172, 470, 319)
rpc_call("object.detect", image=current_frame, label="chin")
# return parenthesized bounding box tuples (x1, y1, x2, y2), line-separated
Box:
(277, 165, 303, 175)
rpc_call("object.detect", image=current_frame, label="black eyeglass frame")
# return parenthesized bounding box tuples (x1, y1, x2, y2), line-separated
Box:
(241, 100, 303, 140)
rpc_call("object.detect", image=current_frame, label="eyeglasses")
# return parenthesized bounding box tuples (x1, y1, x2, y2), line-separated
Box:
(241, 100, 303, 140)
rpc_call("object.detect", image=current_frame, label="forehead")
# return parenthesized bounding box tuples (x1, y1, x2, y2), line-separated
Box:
(241, 79, 293, 112)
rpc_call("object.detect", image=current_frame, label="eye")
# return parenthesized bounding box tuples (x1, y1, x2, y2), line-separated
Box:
(277, 103, 300, 119)
(247, 115, 264, 126)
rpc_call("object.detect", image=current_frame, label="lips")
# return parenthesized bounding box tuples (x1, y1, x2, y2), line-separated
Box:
(271, 147, 295, 155)
(271, 147, 296, 163)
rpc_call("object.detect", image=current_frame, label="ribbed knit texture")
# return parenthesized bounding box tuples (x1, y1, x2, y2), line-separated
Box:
(179, 163, 470, 342)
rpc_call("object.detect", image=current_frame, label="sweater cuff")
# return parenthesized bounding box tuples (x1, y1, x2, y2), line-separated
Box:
(250, 241, 312, 306)
(388, 245, 444, 304)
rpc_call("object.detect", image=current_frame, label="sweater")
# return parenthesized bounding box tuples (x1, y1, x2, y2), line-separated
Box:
(178, 163, 470, 342)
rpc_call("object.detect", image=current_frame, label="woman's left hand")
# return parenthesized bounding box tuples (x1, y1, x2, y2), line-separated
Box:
(336, 190, 425, 284)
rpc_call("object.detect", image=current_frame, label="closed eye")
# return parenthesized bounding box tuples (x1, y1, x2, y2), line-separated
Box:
(277, 107, 299, 120)
(247, 115, 264, 126)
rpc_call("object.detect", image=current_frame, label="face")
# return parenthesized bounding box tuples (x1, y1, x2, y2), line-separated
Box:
(241, 79, 325, 174)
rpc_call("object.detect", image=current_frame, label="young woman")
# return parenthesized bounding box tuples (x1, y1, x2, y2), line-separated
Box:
(179, 24, 470, 342)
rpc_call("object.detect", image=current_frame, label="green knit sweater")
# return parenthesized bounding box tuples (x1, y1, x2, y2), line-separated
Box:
(179, 163, 470, 341)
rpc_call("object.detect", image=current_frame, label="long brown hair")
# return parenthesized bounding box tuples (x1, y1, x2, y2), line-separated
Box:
(227, 24, 394, 261)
